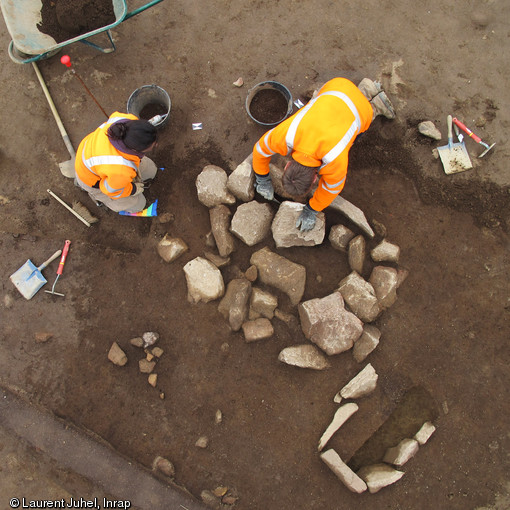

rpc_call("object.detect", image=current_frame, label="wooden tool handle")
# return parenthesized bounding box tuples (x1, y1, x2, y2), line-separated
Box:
(57, 240, 71, 275)
(453, 117, 482, 143)
(38, 250, 62, 271)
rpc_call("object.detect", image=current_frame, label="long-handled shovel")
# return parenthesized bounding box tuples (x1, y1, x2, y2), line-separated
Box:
(32, 62, 76, 179)
(438, 115, 473, 174)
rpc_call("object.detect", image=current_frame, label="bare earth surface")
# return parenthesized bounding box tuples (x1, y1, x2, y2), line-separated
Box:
(0, 1, 509, 509)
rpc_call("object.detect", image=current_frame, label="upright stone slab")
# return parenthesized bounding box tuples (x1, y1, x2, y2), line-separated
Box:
(320, 449, 367, 494)
(250, 247, 306, 305)
(278, 345, 331, 370)
(230, 201, 274, 246)
(369, 266, 399, 309)
(334, 363, 378, 402)
(299, 292, 363, 355)
(329, 196, 374, 238)
(383, 438, 419, 466)
(357, 464, 404, 493)
(227, 154, 255, 202)
(196, 164, 236, 207)
(210, 205, 236, 257)
(183, 257, 225, 303)
(353, 324, 381, 363)
(271, 201, 325, 248)
(329, 224, 355, 252)
(414, 421, 436, 445)
(337, 271, 381, 323)
(348, 235, 366, 274)
(218, 278, 252, 331)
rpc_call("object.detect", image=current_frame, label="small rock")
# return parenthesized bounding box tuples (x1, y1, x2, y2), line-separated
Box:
(414, 421, 436, 445)
(159, 392, 165, 400)
(35, 332, 53, 343)
(244, 265, 258, 282)
(233, 77, 244, 87)
(139, 359, 156, 374)
(383, 438, 419, 466)
(418, 121, 442, 140)
(215, 409, 223, 424)
(371, 240, 400, 263)
(142, 331, 159, 348)
(220, 342, 230, 352)
(205, 231, 216, 248)
(146, 352, 155, 362)
(152, 347, 164, 358)
(222, 495, 238, 505)
(196, 436, 209, 448)
(130, 337, 144, 348)
(242, 318, 274, 342)
(213, 487, 228, 497)
(329, 196, 374, 238)
(157, 234, 188, 263)
(148, 373, 158, 387)
(357, 464, 404, 493)
(250, 287, 278, 319)
(278, 344, 331, 370)
(369, 266, 399, 309)
(371, 219, 387, 238)
(108, 342, 127, 366)
(152, 456, 175, 477)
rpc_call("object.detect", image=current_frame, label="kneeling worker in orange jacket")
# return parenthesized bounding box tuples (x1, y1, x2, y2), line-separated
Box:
(252, 77, 395, 231)
(75, 112, 158, 213)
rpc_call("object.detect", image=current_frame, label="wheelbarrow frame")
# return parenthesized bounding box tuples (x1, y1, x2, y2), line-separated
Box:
(1, 0, 164, 64)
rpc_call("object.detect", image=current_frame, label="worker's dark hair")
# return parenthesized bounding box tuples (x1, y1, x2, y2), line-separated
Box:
(282, 160, 319, 196)
(108, 120, 157, 152)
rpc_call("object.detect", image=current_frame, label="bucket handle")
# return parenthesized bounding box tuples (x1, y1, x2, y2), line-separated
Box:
(124, 0, 165, 21)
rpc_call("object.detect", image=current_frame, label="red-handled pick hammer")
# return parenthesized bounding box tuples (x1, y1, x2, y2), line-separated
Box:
(452, 117, 496, 158)
(45, 240, 71, 297)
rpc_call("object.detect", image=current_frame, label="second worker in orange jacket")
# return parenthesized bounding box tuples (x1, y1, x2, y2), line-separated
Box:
(252, 77, 395, 231)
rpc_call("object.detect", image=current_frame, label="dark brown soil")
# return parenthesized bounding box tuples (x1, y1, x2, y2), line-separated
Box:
(38, 0, 116, 42)
(249, 89, 290, 125)
(139, 102, 169, 120)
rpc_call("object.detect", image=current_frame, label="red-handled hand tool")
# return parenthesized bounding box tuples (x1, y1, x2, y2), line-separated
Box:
(452, 117, 496, 158)
(45, 240, 71, 297)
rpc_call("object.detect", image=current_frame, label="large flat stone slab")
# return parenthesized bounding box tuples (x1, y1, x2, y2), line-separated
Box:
(250, 247, 306, 305)
(231, 201, 274, 246)
(271, 201, 325, 248)
(329, 196, 374, 238)
(320, 449, 367, 494)
(183, 257, 225, 303)
(227, 154, 255, 202)
(278, 344, 331, 370)
(196, 164, 236, 207)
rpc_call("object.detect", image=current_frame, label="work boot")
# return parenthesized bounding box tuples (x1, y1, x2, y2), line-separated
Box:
(370, 91, 396, 120)
(358, 78, 382, 100)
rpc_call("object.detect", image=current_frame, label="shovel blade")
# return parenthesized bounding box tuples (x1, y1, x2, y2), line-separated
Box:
(59, 157, 76, 179)
(10, 260, 47, 300)
(438, 141, 473, 175)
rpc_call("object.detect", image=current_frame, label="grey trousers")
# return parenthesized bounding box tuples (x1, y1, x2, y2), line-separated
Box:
(75, 157, 158, 213)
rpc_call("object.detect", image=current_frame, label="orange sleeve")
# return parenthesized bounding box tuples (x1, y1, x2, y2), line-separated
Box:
(252, 120, 294, 176)
(308, 155, 348, 211)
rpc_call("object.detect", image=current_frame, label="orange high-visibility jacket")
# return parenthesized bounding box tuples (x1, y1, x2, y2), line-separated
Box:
(252, 78, 373, 211)
(75, 112, 141, 199)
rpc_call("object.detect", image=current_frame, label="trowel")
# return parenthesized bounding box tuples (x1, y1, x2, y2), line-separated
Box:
(438, 115, 472, 174)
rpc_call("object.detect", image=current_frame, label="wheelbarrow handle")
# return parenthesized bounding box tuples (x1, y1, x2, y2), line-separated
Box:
(452, 117, 482, 144)
(124, 0, 165, 21)
(57, 240, 71, 276)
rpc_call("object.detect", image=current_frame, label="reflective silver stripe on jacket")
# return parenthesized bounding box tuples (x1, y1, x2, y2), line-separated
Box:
(255, 129, 277, 158)
(285, 91, 361, 167)
(99, 115, 132, 129)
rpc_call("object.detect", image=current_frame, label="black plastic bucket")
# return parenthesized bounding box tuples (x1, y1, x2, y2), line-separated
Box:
(127, 85, 171, 128)
(245, 81, 293, 127)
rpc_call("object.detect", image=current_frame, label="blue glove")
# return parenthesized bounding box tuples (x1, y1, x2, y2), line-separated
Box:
(296, 204, 318, 232)
(254, 173, 274, 201)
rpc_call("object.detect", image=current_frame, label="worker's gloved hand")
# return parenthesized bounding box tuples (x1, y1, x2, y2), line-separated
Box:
(133, 182, 145, 196)
(296, 204, 318, 232)
(254, 173, 274, 201)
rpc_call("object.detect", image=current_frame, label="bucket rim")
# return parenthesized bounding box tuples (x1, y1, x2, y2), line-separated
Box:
(245, 81, 293, 127)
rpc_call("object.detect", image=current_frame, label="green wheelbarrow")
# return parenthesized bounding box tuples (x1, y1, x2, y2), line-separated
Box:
(0, 0, 164, 64)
